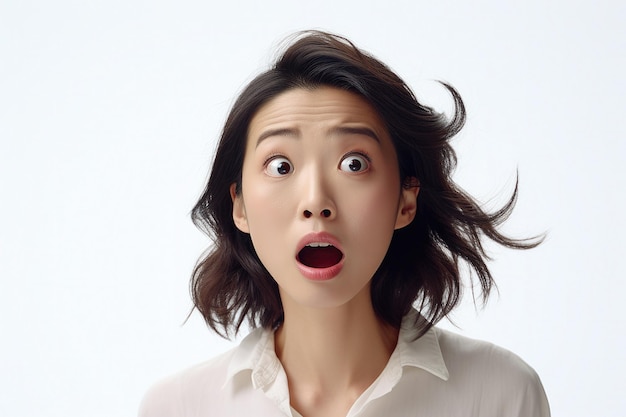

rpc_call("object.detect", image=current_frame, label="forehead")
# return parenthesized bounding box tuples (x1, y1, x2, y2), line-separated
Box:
(247, 87, 389, 142)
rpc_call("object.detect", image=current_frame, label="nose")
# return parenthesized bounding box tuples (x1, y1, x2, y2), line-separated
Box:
(299, 169, 336, 221)
(303, 208, 333, 219)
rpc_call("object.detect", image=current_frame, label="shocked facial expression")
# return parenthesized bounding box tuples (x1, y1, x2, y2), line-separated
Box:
(231, 87, 418, 310)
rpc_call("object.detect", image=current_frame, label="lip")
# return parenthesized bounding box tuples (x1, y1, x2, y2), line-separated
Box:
(295, 232, 344, 281)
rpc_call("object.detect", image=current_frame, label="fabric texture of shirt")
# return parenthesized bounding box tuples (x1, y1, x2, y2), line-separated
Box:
(139, 310, 550, 417)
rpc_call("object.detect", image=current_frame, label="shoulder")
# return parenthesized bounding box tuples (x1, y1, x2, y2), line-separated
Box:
(437, 327, 533, 372)
(434, 327, 551, 416)
(436, 327, 539, 383)
(138, 349, 235, 417)
(137, 327, 278, 417)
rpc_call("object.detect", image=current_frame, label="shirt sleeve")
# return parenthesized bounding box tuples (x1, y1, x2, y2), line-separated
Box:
(514, 368, 551, 417)
(137, 375, 184, 417)
(436, 328, 551, 417)
(486, 348, 551, 417)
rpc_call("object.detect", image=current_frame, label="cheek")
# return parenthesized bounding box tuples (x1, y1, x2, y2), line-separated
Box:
(349, 173, 400, 214)
(243, 183, 294, 225)
(239, 179, 295, 260)
(343, 180, 400, 238)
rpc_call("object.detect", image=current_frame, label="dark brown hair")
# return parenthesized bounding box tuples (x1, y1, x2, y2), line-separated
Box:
(190, 31, 541, 338)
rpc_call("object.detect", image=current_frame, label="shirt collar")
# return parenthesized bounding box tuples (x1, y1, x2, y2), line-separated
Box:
(394, 309, 449, 381)
(224, 308, 449, 389)
(225, 327, 293, 416)
(225, 326, 280, 389)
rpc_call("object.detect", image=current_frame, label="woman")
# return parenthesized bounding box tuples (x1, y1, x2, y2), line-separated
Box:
(139, 31, 550, 417)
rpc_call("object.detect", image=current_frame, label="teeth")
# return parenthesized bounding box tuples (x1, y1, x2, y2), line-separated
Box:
(306, 242, 332, 248)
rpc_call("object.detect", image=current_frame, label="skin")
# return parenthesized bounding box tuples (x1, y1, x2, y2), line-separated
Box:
(231, 87, 419, 417)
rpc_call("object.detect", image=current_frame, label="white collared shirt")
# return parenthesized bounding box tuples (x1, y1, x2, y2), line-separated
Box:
(139, 310, 550, 416)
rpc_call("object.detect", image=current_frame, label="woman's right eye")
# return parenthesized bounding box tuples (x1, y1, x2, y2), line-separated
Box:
(265, 157, 293, 177)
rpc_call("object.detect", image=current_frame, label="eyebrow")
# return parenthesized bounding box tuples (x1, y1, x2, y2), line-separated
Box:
(256, 128, 299, 148)
(331, 126, 380, 143)
(255, 126, 380, 148)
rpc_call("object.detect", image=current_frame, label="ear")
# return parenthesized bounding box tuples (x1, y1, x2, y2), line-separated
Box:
(394, 177, 419, 230)
(230, 183, 250, 233)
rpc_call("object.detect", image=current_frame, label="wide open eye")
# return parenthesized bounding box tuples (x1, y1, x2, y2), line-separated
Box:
(265, 156, 293, 177)
(339, 153, 370, 173)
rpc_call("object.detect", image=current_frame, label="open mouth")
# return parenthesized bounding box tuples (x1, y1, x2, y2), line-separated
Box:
(297, 243, 343, 268)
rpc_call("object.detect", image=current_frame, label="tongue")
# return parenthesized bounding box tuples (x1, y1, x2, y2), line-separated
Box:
(298, 246, 343, 268)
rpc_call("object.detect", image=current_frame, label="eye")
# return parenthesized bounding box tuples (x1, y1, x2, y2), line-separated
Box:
(265, 156, 293, 177)
(339, 153, 370, 173)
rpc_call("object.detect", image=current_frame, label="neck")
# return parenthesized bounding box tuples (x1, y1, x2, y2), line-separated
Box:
(274, 286, 399, 416)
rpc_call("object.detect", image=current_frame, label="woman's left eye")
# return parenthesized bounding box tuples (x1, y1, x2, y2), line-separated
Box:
(339, 154, 370, 173)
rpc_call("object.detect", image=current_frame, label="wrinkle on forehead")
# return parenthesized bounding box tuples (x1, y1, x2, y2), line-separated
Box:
(255, 126, 381, 149)
(249, 87, 390, 149)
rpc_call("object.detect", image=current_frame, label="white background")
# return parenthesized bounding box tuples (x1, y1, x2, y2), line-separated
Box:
(1, 1, 624, 416)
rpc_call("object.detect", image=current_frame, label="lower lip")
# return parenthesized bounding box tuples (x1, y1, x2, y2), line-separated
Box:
(296, 259, 344, 281)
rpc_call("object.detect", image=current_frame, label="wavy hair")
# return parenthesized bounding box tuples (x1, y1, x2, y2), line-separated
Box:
(190, 31, 541, 338)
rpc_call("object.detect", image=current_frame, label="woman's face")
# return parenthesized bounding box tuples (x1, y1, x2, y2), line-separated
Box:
(231, 87, 418, 311)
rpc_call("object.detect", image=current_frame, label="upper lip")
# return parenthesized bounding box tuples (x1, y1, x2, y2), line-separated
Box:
(295, 232, 343, 258)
